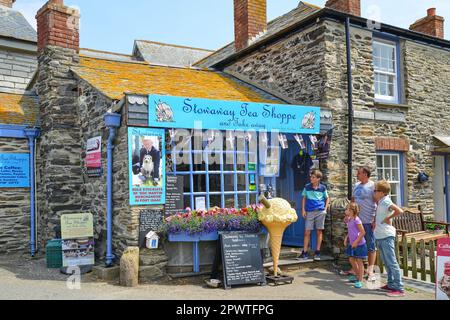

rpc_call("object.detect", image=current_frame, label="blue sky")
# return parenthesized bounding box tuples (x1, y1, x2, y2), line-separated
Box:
(15, 0, 450, 55)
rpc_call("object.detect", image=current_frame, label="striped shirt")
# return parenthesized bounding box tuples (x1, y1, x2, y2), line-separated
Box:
(302, 183, 329, 212)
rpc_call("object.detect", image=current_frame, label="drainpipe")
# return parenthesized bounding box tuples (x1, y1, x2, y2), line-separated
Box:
(24, 128, 40, 257)
(103, 112, 122, 267)
(345, 17, 354, 200)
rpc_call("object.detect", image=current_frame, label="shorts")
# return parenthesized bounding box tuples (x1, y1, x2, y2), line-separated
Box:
(363, 224, 376, 252)
(305, 210, 327, 231)
(346, 244, 368, 259)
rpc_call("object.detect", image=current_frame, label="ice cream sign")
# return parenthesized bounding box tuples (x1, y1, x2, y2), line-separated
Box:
(148, 95, 320, 134)
(436, 238, 450, 300)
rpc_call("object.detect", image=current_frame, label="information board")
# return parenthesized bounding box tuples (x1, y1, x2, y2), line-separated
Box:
(165, 175, 184, 216)
(60, 213, 94, 267)
(220, 232, 266, 289)
(139, 209, 164, 248)
(0, 153, 30, 188)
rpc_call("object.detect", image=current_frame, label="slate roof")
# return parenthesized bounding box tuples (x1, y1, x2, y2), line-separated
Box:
(71, 55, 279, 103)
(194, 2, 320, 68)
(133, 40, 213, 67)
(0, 92, 39, 126)
(0, 5, 37, 42)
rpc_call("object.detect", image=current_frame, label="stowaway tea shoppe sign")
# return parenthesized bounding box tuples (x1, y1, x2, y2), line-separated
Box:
(127, 95, 320, 206)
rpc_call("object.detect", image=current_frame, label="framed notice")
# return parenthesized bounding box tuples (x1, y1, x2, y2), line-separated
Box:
(0, 153, 30, 188)
(128, 127, 166, 205)
(61, 213, 94, 267)
(260, 146, 280, 177)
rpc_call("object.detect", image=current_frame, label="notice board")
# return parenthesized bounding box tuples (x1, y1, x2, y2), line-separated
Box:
(165, 175, 184, 216)
(219, 232, 266, 289)
(139, 209, 164, 248)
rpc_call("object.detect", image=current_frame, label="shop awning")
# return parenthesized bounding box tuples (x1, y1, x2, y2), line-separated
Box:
(433, 135, 450, 153)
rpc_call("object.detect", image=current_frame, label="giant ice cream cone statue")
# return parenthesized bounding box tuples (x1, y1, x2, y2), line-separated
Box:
(257, 195, 298, 277)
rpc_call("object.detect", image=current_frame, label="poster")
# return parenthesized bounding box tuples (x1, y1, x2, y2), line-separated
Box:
(436, 238, 450, 300)
(128, 127, 166, 205)
(0, 153, 30, 188)
(85, 136, 102, 177)
(260, 146, 280, 177)
(316, 129, 333, 160)
(61, 213, 94, 267)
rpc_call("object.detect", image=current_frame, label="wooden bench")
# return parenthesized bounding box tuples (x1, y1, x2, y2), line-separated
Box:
(393, 206, 450, 243)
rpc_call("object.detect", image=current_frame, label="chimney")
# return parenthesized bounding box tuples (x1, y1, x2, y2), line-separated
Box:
(325, 0, 361, 16)
(234, 0, 267, 52)
(36, 0, 80, 52)
(0, 0, 15, 8)
(410, 8, 445, 39)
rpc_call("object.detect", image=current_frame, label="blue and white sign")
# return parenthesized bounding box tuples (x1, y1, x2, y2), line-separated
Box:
(149, 95, 320, 134)
(0, 153, 30, 188)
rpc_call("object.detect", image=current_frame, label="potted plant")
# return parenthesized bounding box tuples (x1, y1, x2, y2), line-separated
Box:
(425, 216, 445, 234)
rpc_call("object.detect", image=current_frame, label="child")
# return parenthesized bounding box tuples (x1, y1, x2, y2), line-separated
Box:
(373, 180, 405, 297)
(344, 202, 368, 289)
(298, 169, 330, 261)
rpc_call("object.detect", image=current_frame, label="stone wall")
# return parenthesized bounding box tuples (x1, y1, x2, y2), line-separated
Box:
(0, 137, 30, 255)
(36, 45, 84, 248)
(0, 48, 36, 93)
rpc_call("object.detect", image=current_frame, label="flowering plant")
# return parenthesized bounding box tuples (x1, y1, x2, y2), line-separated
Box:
(159, 205, 264, 237)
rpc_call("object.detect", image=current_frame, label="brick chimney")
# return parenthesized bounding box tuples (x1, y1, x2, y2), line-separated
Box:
(325, 0, 361, 16)
(234, 0, 267, 52)
(36, 0, 80, 52)
(0, 0, 15, 8)
(410, 8, 445, 39)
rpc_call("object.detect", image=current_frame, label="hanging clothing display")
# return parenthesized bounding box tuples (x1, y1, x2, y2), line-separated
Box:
(291, 152, 313, 191)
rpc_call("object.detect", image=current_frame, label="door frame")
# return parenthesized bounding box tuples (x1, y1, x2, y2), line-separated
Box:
(433, 153, 449, 222)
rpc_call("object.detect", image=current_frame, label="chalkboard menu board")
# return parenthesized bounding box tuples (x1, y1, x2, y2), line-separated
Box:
(165, 175, 184, 216)
(139, 209, 164, 248)
(220, 232, 266, 289)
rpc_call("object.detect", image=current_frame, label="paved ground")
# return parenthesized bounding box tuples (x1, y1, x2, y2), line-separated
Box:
(0, 254, 434, 300)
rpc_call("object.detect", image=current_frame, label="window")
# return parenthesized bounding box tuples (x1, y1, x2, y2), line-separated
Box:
(373, 39, 399, 103)
(376, 152, 403, 206)
(167, 130, 259, 210)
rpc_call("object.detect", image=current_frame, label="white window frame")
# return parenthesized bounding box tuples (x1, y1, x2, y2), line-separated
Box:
(373, 39, 399, 103)
(376, 152, 402, 206)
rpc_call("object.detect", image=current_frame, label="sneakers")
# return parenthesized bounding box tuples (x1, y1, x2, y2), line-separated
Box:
(354, 281, 363, 289)
(386, 290, 406, 297)
(379, 285, 394, 292)
(348, 275, 358, 283)
(367, 274, 377, 282)
(313, 251, 321, 261)
(297, 251, 309, 260)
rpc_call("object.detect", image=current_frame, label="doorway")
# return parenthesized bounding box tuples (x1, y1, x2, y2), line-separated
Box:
(278, 135, 316, 249)
(433, 155, 448, 222)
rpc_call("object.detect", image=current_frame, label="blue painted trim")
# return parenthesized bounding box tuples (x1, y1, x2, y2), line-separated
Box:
(0, 124, 28, 138)
(372, 33, 403, 105)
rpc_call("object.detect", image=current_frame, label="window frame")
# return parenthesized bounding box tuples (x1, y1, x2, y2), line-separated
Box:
(167, 130, 259, 210)
(373, 34, 402, 104)
(376, 151, 405, 206)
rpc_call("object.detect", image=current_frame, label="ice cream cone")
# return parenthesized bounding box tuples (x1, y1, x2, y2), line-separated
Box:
(263, 221, 292, 277)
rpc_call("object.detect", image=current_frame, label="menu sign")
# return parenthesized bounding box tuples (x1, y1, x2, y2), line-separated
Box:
(61, 213, 94, 267)
(165, 175, 184, 216)
(139, 209, 164, 248)
(220, 232, 266, 289)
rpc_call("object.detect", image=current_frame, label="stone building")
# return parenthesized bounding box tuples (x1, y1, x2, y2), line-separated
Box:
(1, 0, 449, 278)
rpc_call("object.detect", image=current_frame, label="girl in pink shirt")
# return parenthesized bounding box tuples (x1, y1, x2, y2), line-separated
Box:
(344, 202, 368, 288)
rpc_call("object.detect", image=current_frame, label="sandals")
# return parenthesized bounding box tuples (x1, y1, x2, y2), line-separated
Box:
(339, 270, 356, 276)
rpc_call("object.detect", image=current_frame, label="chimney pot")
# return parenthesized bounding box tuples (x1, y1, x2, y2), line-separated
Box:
(427, 8, 436, 17)
(410, 8, 444, 39)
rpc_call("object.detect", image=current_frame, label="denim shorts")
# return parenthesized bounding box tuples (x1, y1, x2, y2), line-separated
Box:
(363, 224, 376, 252)
(346, 244, 368, 259)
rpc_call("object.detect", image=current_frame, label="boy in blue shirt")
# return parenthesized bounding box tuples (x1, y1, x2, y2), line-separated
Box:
(298, 169, 330, 261)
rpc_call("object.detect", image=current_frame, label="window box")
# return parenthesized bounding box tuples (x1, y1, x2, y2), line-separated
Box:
(168, 231, 219, 242)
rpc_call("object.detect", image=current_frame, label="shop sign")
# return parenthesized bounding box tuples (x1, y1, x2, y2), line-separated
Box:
(85, 136, 102, 177)
(61, 213, 95, 267)
(148, 95, 320, 134)
(0, 153, 29, 188)
(128, 127, 166, 205)
(436, 238, 450, 300)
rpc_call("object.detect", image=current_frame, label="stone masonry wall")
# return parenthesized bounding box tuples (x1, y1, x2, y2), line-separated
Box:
(36, 45, 84, 248)
(0, 138, 31, 255)
(0, 48, 36, 93)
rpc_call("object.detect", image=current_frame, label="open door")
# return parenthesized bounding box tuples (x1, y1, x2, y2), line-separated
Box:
(433, 155, 448, 222)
